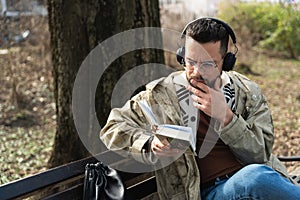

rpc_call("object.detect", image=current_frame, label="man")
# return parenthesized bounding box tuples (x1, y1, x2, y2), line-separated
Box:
(100, 18, 300, 199)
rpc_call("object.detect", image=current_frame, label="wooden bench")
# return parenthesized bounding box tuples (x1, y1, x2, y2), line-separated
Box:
(1, 153, 299, 200)
(0, 151, 158, 200)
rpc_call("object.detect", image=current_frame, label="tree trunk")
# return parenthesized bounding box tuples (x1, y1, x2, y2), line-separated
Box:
(47, 0, 164, 168)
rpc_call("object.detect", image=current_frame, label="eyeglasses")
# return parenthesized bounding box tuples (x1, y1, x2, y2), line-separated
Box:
(185, 59, 218, 70)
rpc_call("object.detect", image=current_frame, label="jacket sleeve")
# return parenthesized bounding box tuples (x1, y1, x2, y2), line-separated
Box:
(100, 97, 157, 165)
(217, 84, 274, 165)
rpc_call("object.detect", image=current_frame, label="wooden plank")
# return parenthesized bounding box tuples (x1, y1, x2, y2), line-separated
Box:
(278, 156, 300, 162)
(126, 176, 157, 200)
(43, 175, 157, 200)
(42, 184, 84, 200)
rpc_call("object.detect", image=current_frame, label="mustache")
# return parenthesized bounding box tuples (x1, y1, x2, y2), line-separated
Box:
(188, 76, 217, 88)
(189, 76, 207, 84)
(189, 75, 204, 82)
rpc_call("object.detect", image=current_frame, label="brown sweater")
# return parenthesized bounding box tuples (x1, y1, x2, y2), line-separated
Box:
(195, 111, 242, 184)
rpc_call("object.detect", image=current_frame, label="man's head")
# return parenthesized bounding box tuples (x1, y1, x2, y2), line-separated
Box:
(177, 18, 237, 87)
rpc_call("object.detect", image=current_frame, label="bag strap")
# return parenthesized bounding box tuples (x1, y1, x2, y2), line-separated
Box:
(83, 164, 96, 200)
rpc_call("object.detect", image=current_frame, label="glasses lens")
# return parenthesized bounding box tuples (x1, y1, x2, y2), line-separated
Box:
(200, 61, 216, 69)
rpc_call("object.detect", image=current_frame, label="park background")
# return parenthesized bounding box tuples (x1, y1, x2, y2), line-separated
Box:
(0, 0, 299, 184)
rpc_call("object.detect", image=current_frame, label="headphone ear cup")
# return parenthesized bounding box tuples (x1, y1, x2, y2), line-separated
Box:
(176, 47, 185, 65)
(222, 52, 236, 71)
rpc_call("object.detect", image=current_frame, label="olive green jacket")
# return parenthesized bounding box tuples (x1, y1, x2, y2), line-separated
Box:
(100, 71, 290, 200)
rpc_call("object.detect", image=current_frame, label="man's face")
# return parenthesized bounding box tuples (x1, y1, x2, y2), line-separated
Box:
(184, 37, 223, 87)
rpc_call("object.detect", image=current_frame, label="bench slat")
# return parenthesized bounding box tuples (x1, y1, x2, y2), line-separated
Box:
(126, 176, 157, 199)
(42, 184, 84, 200)
(277, 156, 300, 162)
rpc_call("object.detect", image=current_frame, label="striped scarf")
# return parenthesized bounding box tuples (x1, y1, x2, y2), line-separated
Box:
(222, 80, 236, 111)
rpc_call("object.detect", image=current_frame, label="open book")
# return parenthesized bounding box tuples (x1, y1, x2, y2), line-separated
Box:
(138, 100, 196, 152)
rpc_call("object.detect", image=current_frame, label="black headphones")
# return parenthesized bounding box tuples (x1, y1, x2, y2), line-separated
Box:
(176, 17, 238, 71)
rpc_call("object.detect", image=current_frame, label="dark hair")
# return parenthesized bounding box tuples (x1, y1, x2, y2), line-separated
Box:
(185, 18, 229, 57)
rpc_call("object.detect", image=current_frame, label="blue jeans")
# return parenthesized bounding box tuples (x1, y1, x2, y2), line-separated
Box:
(201, 164, 300, 200)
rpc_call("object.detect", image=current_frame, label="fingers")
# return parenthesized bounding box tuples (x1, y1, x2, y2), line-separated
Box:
(188, 84, 210, 111)
(187, 79, 209, 94)
(151, 136, 169, 151)
(191, 93, 207, 105)
(150, 136, 181, 158)
(153, 148, 181, 158)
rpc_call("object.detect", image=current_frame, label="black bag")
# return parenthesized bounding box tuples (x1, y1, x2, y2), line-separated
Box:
(83, 162, 125, 200)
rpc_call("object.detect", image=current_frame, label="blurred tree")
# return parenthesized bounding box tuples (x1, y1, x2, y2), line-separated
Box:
(47, 0, 164, 167)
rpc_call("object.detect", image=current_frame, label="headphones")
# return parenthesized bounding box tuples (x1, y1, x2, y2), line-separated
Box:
(176, 17, 238, 71)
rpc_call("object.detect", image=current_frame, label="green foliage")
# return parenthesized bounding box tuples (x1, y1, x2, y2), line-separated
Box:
(260, 7, 300, 58)
(218, 1, 300, 58)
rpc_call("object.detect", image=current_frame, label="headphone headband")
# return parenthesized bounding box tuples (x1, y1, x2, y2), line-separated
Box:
(180, 17, 236, 44)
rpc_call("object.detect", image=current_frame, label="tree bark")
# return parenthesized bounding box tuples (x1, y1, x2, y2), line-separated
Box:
(47, 0, 164, 167)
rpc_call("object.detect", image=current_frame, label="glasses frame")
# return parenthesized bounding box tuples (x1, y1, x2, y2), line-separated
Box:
(185, 58, 219, 71)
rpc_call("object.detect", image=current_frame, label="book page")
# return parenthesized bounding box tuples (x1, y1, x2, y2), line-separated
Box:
(138, 100, 158, 126)
(138, 100, 196, 152)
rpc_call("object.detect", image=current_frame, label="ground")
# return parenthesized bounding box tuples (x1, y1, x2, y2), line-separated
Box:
(0, 15, 55, 184)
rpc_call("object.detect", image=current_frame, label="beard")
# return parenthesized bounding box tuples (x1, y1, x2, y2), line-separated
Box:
(188, 75, 215, 88)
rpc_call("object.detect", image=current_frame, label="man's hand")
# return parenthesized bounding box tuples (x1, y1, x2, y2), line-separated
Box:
(186, 78, 233, 127)
(150, 136, 182, 158)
